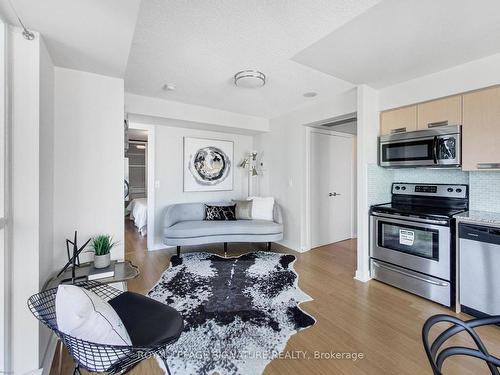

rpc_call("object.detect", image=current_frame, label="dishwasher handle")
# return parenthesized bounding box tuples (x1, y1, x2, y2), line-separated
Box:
(459, 223, 500, 245)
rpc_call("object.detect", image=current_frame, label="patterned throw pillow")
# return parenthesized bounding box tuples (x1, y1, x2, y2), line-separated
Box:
(205, 204, 237, 221)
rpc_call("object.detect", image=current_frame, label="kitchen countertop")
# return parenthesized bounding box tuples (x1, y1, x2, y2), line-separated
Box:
(454, 210, 500, 226)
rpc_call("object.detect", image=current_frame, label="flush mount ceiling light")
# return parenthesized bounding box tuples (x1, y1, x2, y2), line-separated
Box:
(234, 70, 266, 88)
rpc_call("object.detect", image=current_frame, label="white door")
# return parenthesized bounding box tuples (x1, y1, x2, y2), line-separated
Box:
(310, 131, 354, 248)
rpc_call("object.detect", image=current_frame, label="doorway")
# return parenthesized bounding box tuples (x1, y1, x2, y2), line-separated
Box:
(308, 127, 357, 249)
(124, 122, 156, 253)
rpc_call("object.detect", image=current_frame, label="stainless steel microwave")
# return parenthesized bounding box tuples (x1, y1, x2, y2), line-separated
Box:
(379, 125, 461, 168)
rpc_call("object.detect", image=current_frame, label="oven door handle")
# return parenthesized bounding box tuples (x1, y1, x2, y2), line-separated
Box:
(372, 261, 449, 287)
(371, 212, 449, 226)
(432, 136, 439, 164)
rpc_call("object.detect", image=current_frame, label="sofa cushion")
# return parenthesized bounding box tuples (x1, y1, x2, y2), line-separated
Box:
(233, 200, 253, 220)
(109, 292, 183, 347)
(165, 219, 283, 239)
(248, 197, 275, 221)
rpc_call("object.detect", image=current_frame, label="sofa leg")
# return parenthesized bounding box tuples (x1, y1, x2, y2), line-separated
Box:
(176, 246, 181, 257)
(224, 242, 228, 257)
(267, 242, 272, 252)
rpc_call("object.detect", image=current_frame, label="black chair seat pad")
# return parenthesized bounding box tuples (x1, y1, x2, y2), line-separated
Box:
(109, 291, 184, 347)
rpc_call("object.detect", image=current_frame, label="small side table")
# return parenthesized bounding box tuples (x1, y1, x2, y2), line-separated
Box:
(44, 260, 140, 291)
(44, 260, 139, 374)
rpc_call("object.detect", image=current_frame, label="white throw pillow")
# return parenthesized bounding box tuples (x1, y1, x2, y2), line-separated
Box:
(55, 285, 131, 346)
(248, 196, 275, 221)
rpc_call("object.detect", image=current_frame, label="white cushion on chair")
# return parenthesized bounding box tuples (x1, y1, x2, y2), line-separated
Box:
(248, 196, 275, 221)
(55, 285, 131, 346)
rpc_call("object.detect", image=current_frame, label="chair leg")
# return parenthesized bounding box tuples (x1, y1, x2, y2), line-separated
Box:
(164, 359, 172, 375)
(176, 246, 181, 257)
(224, 242, 228, 257)
(57, 339, 63, 375)
(267, 242, 272, 251)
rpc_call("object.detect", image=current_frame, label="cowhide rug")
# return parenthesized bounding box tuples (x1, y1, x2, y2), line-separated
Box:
(148, 252, 315, 375)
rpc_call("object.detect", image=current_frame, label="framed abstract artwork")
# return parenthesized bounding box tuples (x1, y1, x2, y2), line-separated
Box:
(183, 137, 234, 192)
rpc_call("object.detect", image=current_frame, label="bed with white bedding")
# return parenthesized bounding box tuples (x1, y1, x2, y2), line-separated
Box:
(126, 198, 147, 236)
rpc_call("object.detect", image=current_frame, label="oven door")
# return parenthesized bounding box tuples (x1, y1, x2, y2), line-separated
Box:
(370, 213, 451, 280)
(379, 136, 437, 167)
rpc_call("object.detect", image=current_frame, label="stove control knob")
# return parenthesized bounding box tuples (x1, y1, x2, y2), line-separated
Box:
(456, 188, 462, 193)
(395, 186, 400, 190)
(401, 186, 406, 191)
(447, 188, 454, 192)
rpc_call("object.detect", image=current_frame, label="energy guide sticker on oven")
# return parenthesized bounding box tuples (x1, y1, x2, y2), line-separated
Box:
(399, 230, 415, 246)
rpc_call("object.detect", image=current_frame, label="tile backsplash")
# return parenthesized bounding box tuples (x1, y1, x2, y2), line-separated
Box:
(367, 164, 393, 205)
(393, 168, 469, 185)
(470, 172, 500, 212)
(367, 165, 500, 213)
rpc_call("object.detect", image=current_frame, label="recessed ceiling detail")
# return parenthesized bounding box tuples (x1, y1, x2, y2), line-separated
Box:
(293, 0, 500, 88)
(303, 92, 318, 98)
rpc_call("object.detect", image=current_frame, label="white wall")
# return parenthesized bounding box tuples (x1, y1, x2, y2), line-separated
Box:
(38, 36, 55, 369)
(380, 52, 500, 110)
(0, 18, 7, 373)
(355, 85, 379, 282)
(53, 68, 125, 267)
(9, 27, 41, 374)
(148, 123, 253, 246)
(126, 93, 269, 134)
(6, 27, 57, 374)
(254, 89, 357, 251)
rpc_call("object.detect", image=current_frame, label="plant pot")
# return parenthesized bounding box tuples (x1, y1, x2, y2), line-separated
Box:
(94, 253, 111, 269)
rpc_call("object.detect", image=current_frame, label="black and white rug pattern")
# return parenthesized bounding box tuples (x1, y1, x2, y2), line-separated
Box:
(148, 252, 315, 375)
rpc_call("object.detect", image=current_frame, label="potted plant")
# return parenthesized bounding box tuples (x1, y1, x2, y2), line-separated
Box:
(91, 234, 116, 269)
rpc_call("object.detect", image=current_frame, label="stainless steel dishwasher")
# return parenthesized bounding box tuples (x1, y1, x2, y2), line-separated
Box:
(459, 223, 500, 316)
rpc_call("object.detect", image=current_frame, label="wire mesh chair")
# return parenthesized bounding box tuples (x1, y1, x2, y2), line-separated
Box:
(28, 281, 179, 375)
(422, 314, 500, 375)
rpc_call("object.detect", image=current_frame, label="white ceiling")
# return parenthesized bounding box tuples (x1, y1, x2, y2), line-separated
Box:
(124, 0, 381, 119)
(5, 0, 500, 119)
(293, 0, 500, 88)
(0, 0, 141, 78)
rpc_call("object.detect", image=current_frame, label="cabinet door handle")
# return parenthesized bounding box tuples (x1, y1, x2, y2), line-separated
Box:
(428, 121, 449, 128)
(477, 163, 500, 169)
(391, 127, 407, 134)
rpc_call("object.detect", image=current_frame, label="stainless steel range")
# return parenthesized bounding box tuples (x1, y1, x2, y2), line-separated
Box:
(370, 183, 469, 307)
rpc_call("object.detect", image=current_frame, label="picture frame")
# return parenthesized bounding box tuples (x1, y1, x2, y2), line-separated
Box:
(183, 137, 234, 192)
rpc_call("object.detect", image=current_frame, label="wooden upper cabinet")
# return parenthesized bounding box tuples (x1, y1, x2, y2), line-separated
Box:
(462, 86, 500, 171)
(417, 95, 462, 130)
(380, 105, 417, 136)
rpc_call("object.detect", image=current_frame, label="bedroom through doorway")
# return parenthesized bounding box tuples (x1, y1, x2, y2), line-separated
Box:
(124, 124, 150, 256)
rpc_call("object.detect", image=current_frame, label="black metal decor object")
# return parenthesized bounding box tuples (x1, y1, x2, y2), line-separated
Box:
(56, 231, 91, 283)
(422, 314, 500, 375)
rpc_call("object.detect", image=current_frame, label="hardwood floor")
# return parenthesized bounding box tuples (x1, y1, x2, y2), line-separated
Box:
(51, 221, 500, 374)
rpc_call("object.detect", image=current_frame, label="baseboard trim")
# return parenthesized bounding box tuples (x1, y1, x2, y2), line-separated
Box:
(41, 333, 58, 375)
(148, 243, 171, 251)
(354, 269, 372, 283)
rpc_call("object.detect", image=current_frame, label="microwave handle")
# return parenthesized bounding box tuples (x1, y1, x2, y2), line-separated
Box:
(432, 136, 438, 164)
